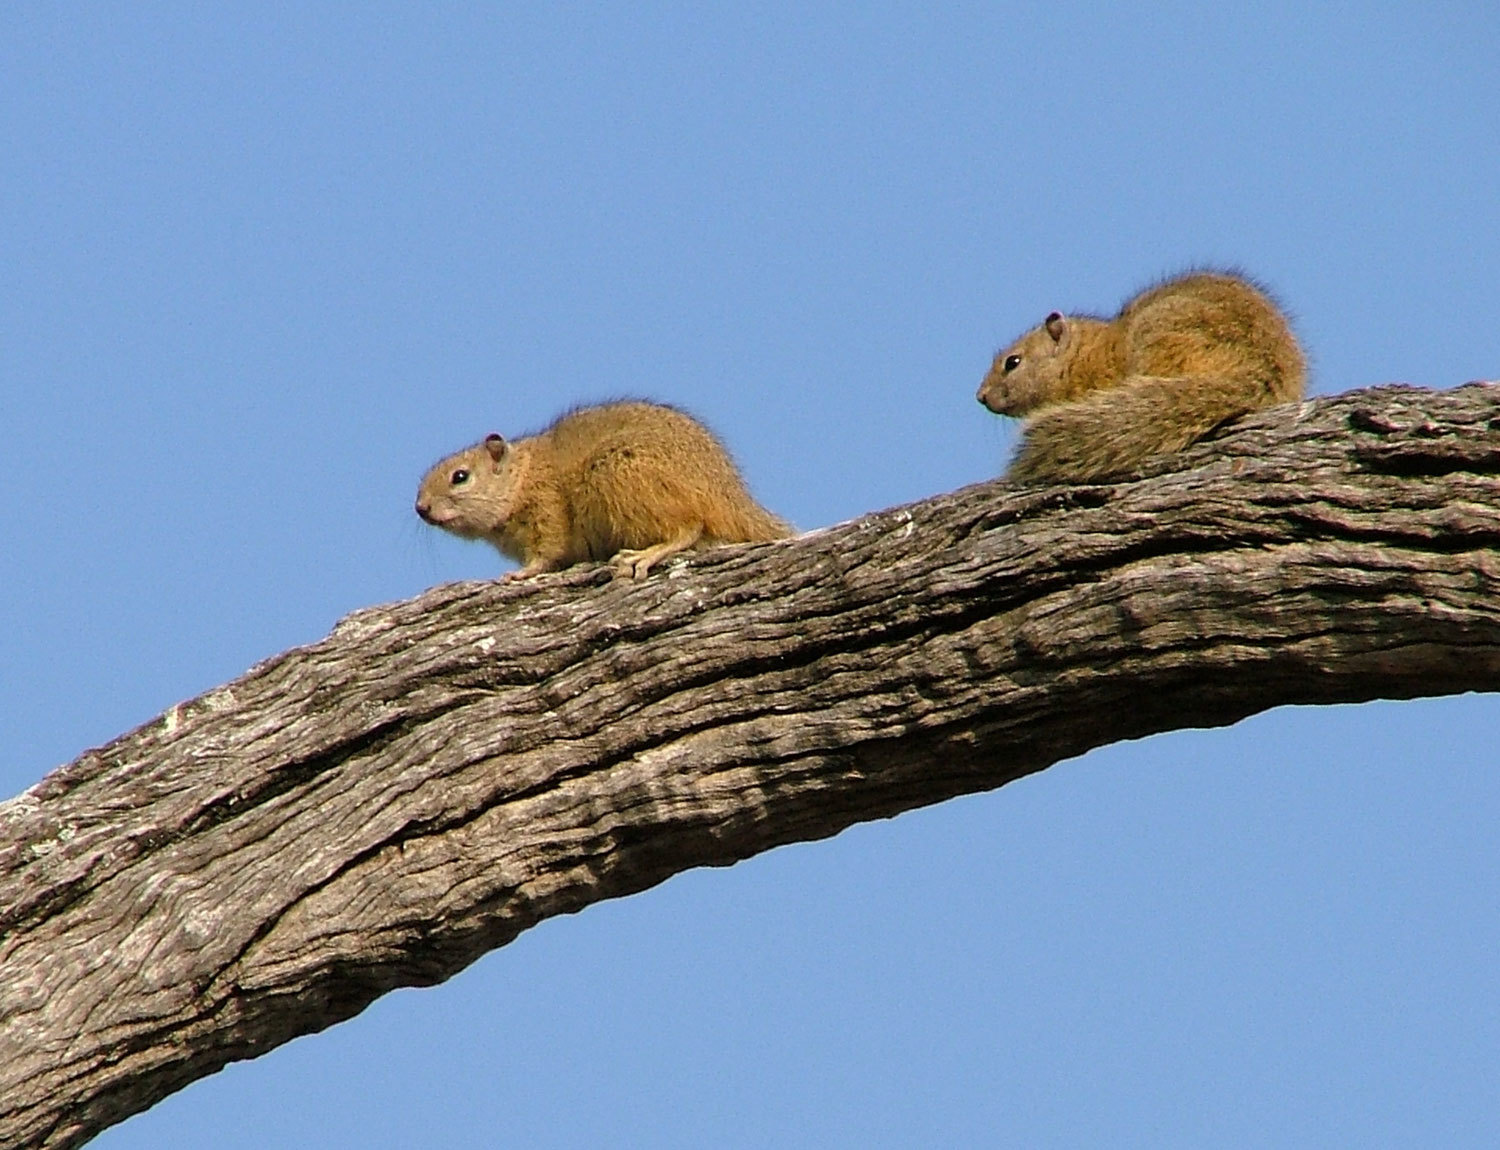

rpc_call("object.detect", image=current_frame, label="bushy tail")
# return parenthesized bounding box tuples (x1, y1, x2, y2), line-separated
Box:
(1009, 372, 1285, 484)
(718, 502, 794, 543)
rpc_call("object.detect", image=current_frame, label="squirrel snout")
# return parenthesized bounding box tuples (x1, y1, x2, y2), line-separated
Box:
(415, 499, 434, 523)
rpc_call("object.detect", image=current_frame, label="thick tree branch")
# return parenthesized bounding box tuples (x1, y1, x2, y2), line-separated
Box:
(4, 383, 1500, 1148)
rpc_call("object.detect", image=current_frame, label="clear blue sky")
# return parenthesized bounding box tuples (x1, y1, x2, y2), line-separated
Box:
(4, 5, 1498, 1146)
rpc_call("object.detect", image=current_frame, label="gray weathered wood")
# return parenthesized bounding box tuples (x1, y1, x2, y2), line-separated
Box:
(3, 383, 1499, 1149)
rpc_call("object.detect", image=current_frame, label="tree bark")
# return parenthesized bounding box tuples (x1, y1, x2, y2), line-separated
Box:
(4, 383, 1500, 1148)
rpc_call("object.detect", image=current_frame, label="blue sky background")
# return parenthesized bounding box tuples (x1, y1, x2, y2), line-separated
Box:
(3, 5, 1498, 1146)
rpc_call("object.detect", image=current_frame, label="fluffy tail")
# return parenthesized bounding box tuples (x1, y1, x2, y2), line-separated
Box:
(716, 502, 794, 543)
(1008, 373, 1286, 484)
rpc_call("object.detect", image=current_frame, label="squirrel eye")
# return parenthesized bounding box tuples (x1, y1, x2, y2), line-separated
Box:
(450, 468, 470, 485)
(1003, 354, 1022, 372)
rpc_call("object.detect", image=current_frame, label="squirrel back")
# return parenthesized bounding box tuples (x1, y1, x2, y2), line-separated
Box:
(416, 400, 791, 579)
(977, 271, 1306, 482)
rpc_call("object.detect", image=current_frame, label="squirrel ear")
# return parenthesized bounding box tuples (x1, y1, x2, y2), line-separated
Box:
(1044, 312, 1066, 342)
(484, 434, 507, 462)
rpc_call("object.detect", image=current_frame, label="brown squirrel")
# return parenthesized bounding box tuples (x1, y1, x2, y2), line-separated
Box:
(977, 270, 1306, 482)
(416, 400, 791, 579)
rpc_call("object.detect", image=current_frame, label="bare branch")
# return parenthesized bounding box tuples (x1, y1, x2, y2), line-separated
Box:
(3, 383, 1499, 1149)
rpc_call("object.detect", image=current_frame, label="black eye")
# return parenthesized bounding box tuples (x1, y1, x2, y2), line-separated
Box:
(1004, 354, 1022, 372)
(450, 468, 470, 485)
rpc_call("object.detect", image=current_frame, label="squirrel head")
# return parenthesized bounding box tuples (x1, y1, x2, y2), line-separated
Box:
(977, 311, 1080, 416)
(415, 432, 530, 541)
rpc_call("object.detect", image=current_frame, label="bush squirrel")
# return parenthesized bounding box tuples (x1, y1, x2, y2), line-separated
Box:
(977, 270, 1306, 482)
(416, 400, 791, 579)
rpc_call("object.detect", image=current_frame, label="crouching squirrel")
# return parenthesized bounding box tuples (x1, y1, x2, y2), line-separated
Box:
(416, 400, 791, 580)
(978, 270, 1306, 482)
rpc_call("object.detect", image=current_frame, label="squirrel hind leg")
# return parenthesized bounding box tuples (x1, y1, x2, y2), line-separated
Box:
(610, 522, 705, 580)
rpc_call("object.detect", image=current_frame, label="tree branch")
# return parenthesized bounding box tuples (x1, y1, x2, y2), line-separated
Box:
(4, 383, 1500, 1148)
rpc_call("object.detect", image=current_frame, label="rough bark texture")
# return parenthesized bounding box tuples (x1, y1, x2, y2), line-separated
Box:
(4, 383, 1500, 1148)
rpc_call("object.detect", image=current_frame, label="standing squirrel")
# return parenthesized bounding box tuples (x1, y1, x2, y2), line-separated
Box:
(416, 400, 791, 580)
(977, 270, 1306, 482)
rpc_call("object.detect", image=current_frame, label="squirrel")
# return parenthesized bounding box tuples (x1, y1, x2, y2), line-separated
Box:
(977, 270, 1306, 482)
(415, 400, 792, 580)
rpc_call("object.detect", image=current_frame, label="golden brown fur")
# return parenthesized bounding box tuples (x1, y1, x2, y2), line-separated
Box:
(977, 271, 1306, 482)
(416, 400, 791, 579)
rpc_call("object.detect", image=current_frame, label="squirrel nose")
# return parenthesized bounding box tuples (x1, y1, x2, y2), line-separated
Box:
(415, 499, 433, 523)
